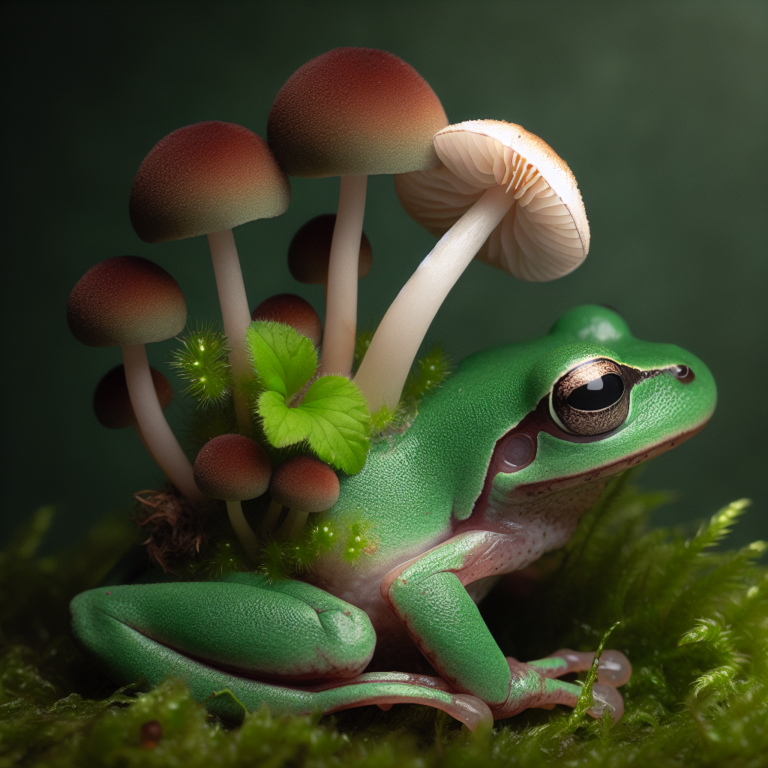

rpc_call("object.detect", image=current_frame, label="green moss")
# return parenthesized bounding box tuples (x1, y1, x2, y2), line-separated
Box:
(1, 477, 766, 767)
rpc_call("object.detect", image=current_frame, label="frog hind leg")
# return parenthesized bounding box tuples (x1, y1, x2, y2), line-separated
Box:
(383, 531, 627, 723)
(70, 575, 491, 731)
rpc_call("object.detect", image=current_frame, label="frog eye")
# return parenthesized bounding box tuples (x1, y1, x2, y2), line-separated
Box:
(550, 358, 629, 436)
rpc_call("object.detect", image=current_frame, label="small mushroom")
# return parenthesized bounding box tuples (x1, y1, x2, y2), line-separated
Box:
(94, 365, 172, 430)
(130, 121, 290, 433)
(268, 48, 447, 376)
(269, 457, 340, 540)
(287, 214, 373, 302)
(68, 255, 203, 503)
(193, 433, 272, 557)
(93, 364, 173, 459)
(355, 120, 590, 411)
(251, 294, 323, 347)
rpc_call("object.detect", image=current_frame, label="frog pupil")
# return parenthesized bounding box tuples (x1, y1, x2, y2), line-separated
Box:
(567, 374, 624, 411)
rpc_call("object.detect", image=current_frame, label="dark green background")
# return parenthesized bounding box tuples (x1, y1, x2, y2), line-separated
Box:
(2, 2, 766, 549)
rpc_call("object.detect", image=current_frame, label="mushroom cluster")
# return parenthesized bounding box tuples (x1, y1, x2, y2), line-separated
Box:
(68, 46, 590, 570)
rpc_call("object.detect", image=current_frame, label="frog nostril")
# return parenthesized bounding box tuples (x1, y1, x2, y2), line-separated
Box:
(502, 434, 536, 471)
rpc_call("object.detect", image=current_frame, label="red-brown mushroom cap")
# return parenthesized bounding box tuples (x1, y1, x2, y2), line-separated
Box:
(269, 457, 340, 512)
(67, 256, 187, 347)
(93, 365, 173, 429)
(251, 294, 323, 347)
(130, 121, 290, 244)
(268, 48, 448, 178)
(287, 214, 372, 285)
(193, 434, 272, 502)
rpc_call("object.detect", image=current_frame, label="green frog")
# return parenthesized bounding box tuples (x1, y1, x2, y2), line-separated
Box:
(70, 304, 716, 731)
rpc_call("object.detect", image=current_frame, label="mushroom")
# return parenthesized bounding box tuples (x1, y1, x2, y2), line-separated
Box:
(129, 121, 290, 434)
(287, 214, 373, 303)
(354, 120, 590, 411)
(268, 48, 447, 376)
(93, 364, 173, 459)
(268, 457, 340, 540)
(68, 255, 204, 503)
(251, 293, 323, 348)
(192, 433, 271, 557)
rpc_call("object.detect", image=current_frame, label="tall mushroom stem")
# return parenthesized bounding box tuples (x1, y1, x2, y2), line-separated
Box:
(208, 228, 253, 434)
(122, 344, 205, 504)
(225, 500, 261, 558)
(354, 185, 516, 411)
(319, 174, 368, 376)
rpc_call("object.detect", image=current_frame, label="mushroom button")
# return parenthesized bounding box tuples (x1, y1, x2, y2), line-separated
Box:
(68, 256, 203, 504)
(355, 120, 590, 411)
(130, 121, 290, 434)
(251, 294, 323, 348)
(288, 213, 373, 299)
(93, 364, 173, 461)
(193, 433, 272, 557)
(268, 48, 447, 377)
(270, 456, 340, 540)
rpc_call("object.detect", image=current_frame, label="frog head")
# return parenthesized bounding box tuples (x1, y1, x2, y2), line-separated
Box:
(463, 304, 715, 526)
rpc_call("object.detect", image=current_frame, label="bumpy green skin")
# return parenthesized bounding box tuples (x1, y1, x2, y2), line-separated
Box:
(71, 306, 717, 729)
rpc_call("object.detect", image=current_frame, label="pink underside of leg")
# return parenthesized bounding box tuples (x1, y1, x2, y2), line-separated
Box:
(296, 671, 493, 731)
(322, 690, 492, 732)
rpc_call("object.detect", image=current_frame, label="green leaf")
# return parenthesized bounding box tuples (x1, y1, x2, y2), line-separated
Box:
(258, 390, 312, 447)
(246, 321, 317, 398)
(300, 376, 371, 475)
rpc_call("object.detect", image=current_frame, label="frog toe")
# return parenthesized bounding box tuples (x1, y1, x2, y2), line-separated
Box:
(594, 650, 632, 687)
(589, 682, 625, 722)
(528, 648, 632, 687)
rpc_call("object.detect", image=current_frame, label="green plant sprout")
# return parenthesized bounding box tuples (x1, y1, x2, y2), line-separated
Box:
(248, 321, 370, 474)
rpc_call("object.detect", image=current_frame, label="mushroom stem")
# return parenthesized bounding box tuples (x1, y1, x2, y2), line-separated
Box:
(262, 499, 283, 532)
(207, 228, 253, 434)
(122, 344, 205, 504)
(354, 184, 516, 411)
(319, 174, 368, 375)
(225, 499, 261, 558)
(280, 508, 309, 540)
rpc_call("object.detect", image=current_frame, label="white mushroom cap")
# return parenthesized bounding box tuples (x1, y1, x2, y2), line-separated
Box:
(395, 120, 589, 281)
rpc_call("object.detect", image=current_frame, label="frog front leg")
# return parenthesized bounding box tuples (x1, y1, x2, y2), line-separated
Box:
(70, 573, 491, 730)
(382, 531, 629, 721)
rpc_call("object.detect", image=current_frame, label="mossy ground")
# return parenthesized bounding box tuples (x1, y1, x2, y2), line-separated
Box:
(1, 474, 766, 767)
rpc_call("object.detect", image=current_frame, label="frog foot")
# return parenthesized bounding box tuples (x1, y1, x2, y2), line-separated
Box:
(528, 648, 632, 687)
(491, 652, 629, 723)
